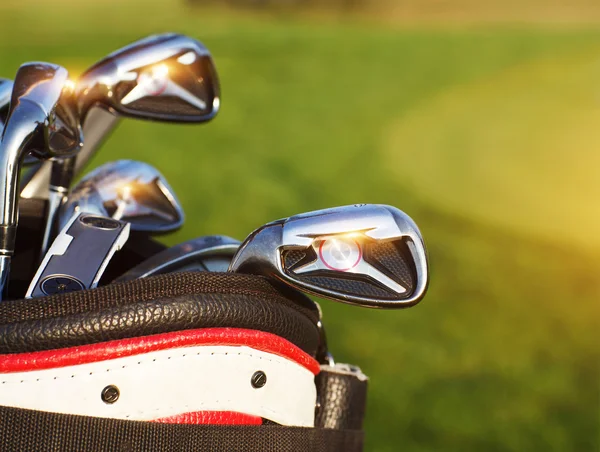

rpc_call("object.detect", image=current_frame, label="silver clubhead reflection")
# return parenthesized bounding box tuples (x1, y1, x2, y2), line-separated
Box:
(35, 33, 219, 256)
(58, 160, 184, 233)
(229, 204, 429, 309)
(22, 32, 220, 200)
(75, 33, 220, 123)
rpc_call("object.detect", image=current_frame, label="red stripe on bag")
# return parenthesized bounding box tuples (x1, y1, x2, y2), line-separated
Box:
(0, 328, 320, 374)
(152, 410, 262, 425)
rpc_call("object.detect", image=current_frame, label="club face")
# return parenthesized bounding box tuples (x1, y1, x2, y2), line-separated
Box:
(230, 204, 429, 308)
(59, 159, 184, 233)
(76, 33, 220, 123)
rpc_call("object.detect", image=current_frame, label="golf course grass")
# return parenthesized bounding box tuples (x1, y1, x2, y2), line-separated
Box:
(0, 1, 598, 450)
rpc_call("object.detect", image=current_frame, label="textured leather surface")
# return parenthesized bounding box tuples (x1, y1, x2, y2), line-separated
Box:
(0, 328, 320, 375)
(315, 364, 368, 430)
(0, 272, 321, 356)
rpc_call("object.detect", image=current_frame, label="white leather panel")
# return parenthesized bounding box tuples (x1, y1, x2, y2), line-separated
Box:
(0, 345, 316, 427)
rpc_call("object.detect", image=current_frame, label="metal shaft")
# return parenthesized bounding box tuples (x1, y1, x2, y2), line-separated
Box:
(0, 105, 52, 297)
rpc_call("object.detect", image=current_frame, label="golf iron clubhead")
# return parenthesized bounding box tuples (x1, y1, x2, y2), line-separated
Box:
(0, 62, 81, 298)
(75, 32, 220, 123)
(229, 204, 429, 309)
(21, 32, 220, 200)
(58, 160, 184, 233)
(35, 33, 220, 254)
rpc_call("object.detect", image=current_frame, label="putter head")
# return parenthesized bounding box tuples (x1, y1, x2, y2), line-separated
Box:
(229, 204, 429, 309)
(76, 33, 220, 123)
(58, 159, 184, 233)
(8, 63, 82, 159)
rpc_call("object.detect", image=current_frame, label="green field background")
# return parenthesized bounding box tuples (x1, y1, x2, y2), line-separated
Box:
(1, 1, 598, 450)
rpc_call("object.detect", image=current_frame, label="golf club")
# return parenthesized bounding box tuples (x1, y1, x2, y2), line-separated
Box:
(34, 33, 220, 256)
(0, 62, 82, 298)
(57, 160, 184, 237)
(229, 204, 429, 308)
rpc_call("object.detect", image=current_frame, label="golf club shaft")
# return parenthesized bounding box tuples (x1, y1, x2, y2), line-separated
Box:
(0, 110, 48, 298)
(39, 158, 75, 257)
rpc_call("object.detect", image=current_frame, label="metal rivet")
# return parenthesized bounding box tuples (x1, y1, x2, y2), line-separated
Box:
(251, 371, 267, 389)
(101, 385, 120, 404)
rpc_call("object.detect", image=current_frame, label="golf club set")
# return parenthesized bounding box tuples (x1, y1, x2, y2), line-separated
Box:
(0, 33, 429, 451)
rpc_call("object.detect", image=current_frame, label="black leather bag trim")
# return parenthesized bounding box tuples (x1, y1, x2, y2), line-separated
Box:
(315, 364, 369, 430)
(0, 272, 320, 356)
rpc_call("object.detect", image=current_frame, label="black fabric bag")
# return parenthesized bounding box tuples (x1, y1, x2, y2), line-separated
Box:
(0, 266, 367, 451)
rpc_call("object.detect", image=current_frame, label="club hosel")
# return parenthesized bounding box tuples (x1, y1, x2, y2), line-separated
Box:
(50, 158, 75, 191)
(228, 223, 283, 275)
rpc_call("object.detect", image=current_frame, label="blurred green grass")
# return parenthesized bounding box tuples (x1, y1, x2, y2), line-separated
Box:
(1, 1, 599, 450)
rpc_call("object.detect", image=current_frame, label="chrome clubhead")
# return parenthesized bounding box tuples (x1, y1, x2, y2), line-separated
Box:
(22, 32, 219, 200)
(8, 64, 82, 159)
(34, 33, 218, 254)
(229, 204, 429, 309)
(76, 33, 220, 123)
(59, 160, 184, 233)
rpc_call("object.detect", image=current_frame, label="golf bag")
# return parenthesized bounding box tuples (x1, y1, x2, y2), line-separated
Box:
(0, 200, 368, 452)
